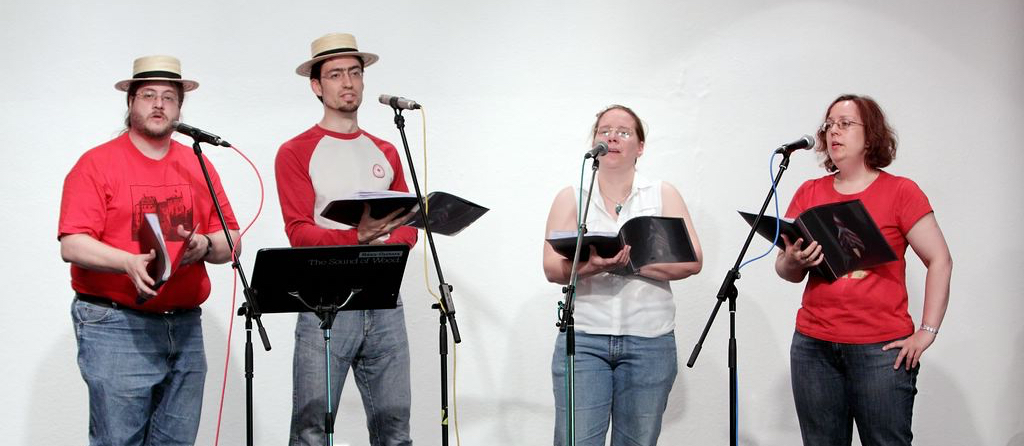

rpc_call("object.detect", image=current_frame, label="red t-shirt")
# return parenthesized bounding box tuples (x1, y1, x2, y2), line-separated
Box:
(58, 133, 239, 311)
(785, 171, 932, 344)
(275, 125, 417, 248)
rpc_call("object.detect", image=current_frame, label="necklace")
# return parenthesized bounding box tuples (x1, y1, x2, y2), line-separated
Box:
(599, 176, 634, 215)
(611, 190, 631, 214)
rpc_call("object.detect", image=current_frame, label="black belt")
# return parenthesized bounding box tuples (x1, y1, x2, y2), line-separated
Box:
(75, 292, 197, 315)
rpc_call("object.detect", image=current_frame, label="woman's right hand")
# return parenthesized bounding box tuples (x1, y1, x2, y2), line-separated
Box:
(780, 234, 824, 270)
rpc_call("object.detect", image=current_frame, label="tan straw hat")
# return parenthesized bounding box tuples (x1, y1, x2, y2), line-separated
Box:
(114, 55, 199, 92)
(295, 33, 379, 77)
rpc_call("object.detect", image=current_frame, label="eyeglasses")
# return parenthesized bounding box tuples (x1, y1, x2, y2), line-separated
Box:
(323, 67, 364, 81)
(597, 126, 634, 139)
(821, 118, 862, 133)
(134, 90, 179, 106)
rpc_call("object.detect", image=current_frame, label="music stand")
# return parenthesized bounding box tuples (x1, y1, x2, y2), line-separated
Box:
(251, 244, 411, 446)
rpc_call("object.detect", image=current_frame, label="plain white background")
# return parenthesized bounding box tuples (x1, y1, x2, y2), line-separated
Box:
(1, 0, 1021, 444)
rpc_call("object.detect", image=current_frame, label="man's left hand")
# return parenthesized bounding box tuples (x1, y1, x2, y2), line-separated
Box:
(177, 225, 208, 264)
(357, 204, 413, 244)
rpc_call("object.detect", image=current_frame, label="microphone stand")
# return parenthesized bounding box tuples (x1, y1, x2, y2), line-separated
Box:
(188, 140, 272, 446)
(554, 155, 601, 446)
(686, 150, 793, 446)
(386, 108, 461, 446)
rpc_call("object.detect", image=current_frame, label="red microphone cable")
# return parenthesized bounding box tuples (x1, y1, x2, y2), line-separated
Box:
(211, 144, 265, 446)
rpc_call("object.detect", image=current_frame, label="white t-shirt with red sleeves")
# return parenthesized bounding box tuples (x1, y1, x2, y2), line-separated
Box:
(275, 125, 418, 248)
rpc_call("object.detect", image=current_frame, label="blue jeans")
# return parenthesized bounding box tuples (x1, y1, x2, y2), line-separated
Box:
(289, 304, 412, 446)
(552, 331, 677, 446)
(790, 331, 918, 446)
(71, 297, 207, 446)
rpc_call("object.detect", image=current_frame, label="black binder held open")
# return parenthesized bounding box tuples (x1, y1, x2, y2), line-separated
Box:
(250, 244, 411, 314)
(739, 199, 897, 282)
(546, 216, 697, 275)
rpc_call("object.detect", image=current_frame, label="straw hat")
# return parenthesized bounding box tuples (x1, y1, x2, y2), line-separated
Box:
(114, 55, 199, 92)
(295, 33, 379, 77)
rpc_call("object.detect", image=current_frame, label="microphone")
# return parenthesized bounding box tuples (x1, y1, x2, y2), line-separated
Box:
(585, 141, 609, 159)
(775, 135, 815, 155)
(378, 94, 421, 110)
(172, 121, 231, 147)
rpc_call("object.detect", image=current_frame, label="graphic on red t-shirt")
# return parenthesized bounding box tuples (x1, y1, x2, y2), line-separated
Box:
(841, 270, 870, 280)
(130, 184, 194, 241)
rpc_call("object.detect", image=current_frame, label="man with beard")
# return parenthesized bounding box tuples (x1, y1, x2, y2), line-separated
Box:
(275, 33, 417, 446)
(58, 55, 240, 445)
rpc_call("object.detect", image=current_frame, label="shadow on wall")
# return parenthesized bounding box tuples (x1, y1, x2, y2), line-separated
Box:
(193, 307, 245, 445)
(660, 356, 690, 432)
(1004, 329, 1024, 446)
(482, 282, 554, 443)
(913, 363, 983, 444)
(661, 202, 717, 441)
(917, 297, 1024, 445)
(25, 307, 88, 445)
(737, 287, 803, 445)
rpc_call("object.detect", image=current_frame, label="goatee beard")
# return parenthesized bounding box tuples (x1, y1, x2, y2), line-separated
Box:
(131, 112, 173, 138)
(335, 103, 359, 113)
(141, 125, 173, 139)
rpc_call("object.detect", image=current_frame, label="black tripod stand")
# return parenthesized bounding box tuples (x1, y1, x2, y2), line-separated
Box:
(385, 106, 462, 446)
(687, 149, 795, 445)
(186, 139, 271, 446)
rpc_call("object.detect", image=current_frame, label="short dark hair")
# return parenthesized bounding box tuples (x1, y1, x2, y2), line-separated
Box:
(816, 94, 897, 172)
(591, 104, 646, 143)
(123, 81, 185, 128)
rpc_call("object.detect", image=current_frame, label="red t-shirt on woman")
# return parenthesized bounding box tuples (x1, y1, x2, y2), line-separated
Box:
(785, 171, 932, 344)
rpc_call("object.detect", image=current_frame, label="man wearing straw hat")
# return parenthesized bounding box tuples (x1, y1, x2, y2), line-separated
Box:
(275, 33, 417, 445)
(58, 55, 240, 445)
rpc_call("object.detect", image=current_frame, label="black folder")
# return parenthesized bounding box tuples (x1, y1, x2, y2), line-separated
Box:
(546, 216, 697, 275)
(739, 199, 897, 281)
(320, 190, 488, 236)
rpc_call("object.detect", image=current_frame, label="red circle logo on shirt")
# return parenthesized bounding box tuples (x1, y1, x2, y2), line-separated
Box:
(372, 164, 386, 178)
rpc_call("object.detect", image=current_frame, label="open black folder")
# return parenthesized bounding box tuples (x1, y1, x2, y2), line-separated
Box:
(739, 199, 897, 282)
(320, 190, 488, 236)
(546, 216, 697, 276)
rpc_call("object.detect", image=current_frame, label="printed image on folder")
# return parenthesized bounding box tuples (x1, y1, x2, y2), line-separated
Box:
(739, 199, 897, 281)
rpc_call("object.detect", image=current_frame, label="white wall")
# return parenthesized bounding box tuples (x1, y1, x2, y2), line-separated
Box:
(2, 1, 1022, 444)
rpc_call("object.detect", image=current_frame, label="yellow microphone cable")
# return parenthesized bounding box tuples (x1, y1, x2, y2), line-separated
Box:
(417, 107, 462, 446)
